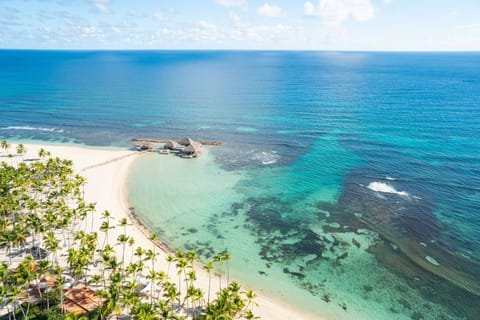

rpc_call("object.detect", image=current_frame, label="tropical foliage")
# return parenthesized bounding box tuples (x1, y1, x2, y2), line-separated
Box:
(0, 141, 258, 320)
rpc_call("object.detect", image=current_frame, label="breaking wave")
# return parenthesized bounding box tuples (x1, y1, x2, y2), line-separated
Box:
(2, 126, 64, 133)
(367, 181, 410, 197)
(249, 150, 280, 166)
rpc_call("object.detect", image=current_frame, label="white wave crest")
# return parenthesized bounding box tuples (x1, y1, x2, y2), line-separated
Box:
(2, 126, 64, 133)
(367, 182, 410, 197)
(262, 159, 277, 165)
(385, 176, 396, 181)
(251, 150, 279, 166)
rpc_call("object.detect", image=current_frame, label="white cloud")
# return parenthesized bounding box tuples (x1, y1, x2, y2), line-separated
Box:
(304, 0, 375, 25)
(95, 4, 109, 13)
(257, 3, 285, 18)
(129, 10, 144, 18)
(383, 0, 392, 4)
(90, 0, 112, 13)
(229, 11, 241, 22)
(304, 2, 316, 16)
(199, 20, 217, 30)
(153, 12, 168, 21)
(214, 0, 247, 8)
(145, 21, 304, 49)
(194, 20, 222, 42)
(243, 23, 299, 44)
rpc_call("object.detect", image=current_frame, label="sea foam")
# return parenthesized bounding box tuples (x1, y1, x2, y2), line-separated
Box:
(251, 150, 279, 166)
(2, 126, 64, 133)
(367, 182, 410, 197)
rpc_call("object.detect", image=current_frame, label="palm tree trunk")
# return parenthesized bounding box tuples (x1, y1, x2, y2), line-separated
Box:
(121, 244, 125, 267)
(227, 262, 230, 285)
(208, 273, 211, 304)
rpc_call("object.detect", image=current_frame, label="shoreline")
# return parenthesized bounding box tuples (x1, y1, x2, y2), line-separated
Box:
(3, 141, 324, 320)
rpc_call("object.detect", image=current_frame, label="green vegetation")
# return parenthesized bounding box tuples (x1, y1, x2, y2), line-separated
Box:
(0, 141, 258, 319)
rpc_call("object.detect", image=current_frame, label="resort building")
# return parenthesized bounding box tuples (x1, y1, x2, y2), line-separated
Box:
(163, 137, 202, 158)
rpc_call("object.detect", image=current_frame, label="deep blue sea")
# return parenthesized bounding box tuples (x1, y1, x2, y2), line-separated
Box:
(1, 50, 479, 319)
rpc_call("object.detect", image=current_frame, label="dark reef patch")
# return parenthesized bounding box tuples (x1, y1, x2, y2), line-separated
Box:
(198, 166, 480, 319)
(329, 168, 480, 318)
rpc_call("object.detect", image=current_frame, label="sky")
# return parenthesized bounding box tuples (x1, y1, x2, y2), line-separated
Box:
(0, 0, 479, 50)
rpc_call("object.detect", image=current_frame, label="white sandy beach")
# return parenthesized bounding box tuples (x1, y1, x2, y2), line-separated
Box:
(5, 142, 323, 320)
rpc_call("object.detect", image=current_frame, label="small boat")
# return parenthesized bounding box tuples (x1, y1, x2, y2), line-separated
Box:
(158, 149, 170, 155)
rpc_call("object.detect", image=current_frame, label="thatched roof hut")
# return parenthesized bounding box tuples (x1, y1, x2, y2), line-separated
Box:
(183, 142, 202, 156)
(61, 285, 106, 315)
(164, 140, 179, 150)
(179, 137, 195, 146)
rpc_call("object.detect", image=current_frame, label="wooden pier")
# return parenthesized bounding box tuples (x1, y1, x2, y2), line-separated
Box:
(132, 138, 222, 146)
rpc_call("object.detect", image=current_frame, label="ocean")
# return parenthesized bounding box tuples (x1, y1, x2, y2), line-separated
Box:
(1, 50, 479, 319)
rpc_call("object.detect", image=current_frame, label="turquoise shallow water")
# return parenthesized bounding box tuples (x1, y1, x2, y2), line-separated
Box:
(1, 50, 480, 319)
(127, 141, 476, 319)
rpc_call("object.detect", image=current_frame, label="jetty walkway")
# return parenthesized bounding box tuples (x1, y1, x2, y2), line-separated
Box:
(132, 138, 222, 146)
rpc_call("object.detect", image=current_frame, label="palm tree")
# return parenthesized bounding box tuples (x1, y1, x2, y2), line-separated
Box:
(214, 253, 225, 290)
(245, 310, 260, 320)
(186, 250, 199, 271)
(118, 217, 129, 234)
(120, 279, 139, 316)
(166, 254, 174, 278)
(12, 224, 28, 257)
(144, 249, 157, 275)
(0, 262, 13, 318)
(16, 144, 27, 161)
(148, 233, 157, 272)
(191, 286, 204, 318)
(38, 148, 50, 160)
(13, 255, 36, 319)
(56, 275, 66, 314)
(146, 270, 158, 307)
(116, 234, 129, 268)
(183, 271, 199, 313)
(174, 254, 187, 296)
(1, 139, 10, 155)
(128, 237, 136, 265)
(203, 281, 247, 319)
(131, 302, 159, 320)
(36, 259, 53, 310)
(86, 202, 95, 233)
(204, 261, 214, 304)
(10, 285, 22, 320)
(100, 220, 112, 250)
(101, 282, 121, 320)
(163, 281, 180, 310)
(243, 288, 258, 311)
(223, 251, 231, 285)
(100, 210, 114, 249)
(134, 246, 144, 266)
(44, 231, 60, 266)
(157, 299, 175, 319)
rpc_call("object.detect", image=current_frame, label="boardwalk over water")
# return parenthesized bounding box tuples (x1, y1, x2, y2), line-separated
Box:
(81, 152, 141, 172)
(132, 138, 222, 146)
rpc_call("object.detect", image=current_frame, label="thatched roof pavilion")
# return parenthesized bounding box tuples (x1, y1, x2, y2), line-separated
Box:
(183, 142, 202, 156)
(179, 137, 195, 146)
(60, 285, 106, 315)
(164, 140, 179, 150)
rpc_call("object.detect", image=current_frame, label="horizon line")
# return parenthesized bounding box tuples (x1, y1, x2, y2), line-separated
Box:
(1, 48, 480, 53)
